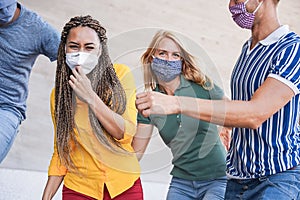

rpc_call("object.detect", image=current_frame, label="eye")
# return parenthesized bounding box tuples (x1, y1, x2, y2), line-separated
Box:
(172, 53, 181, 60)
(158, 51, 166, 56)
(173, 53, 180, 58)
(68, 45, 79, 50)
(86, 46, 95, 51)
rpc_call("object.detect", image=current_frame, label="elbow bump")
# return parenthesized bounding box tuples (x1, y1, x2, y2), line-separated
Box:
(247, 117, 265, 129)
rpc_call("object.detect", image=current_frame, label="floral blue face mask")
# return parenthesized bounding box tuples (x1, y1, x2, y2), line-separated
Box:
(151, 57, 182, 82)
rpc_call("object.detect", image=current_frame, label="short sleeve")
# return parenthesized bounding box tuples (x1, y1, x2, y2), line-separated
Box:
(269, 42, 300, 94)
(209, 83, 224, 100)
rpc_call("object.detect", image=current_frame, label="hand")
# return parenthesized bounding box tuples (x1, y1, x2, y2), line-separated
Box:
(135, 91, 180, 117)
(69, 65, 96, 104)
(218, 126, 231, 151)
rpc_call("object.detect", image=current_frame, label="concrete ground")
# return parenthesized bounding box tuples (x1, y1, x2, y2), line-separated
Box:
(0, 0, 299, 199)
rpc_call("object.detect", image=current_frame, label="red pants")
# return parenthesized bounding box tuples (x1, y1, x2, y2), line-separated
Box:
(63, 178, 143, 200)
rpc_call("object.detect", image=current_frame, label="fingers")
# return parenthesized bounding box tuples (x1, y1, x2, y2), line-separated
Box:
(69, 66, 85, 88)
(136, 92, 152, 117)
(136, 92, 149, 99)
(141, 109, 151, 118)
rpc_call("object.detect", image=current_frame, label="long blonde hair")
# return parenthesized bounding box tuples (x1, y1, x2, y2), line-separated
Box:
(141, 30, 213, 91)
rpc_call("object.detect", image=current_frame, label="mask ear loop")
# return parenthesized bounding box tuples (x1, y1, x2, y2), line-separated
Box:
(244, 0, 250, 5)
(253, 1, 263, 14)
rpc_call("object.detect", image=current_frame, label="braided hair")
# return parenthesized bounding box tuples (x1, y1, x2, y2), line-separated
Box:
(55, 15, 127, 169)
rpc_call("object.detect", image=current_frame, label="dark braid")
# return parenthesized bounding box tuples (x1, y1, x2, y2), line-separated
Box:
(55, 15, 127, 169)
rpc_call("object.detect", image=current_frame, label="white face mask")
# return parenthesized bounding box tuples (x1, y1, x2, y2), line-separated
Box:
(65, 52, 98, 74)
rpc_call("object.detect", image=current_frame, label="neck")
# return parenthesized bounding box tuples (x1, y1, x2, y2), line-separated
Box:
(250, 5, 280, 49)
(158, 76, 180, 95)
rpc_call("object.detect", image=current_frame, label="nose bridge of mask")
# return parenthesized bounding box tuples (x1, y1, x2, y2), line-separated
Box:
(153, 56, 176, 66)
(77, 52, 90, 65)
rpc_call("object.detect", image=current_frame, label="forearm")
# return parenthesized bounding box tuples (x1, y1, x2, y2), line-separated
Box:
(177, 96, 266, 129)
(42, 176, 64, 200)
(137, 78, 295, 129)
(88, 93, 125, 139)
(131, 124, 153, 161)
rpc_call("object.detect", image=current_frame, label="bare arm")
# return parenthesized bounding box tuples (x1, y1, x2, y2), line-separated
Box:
(136, 77, 295, 129)
(132, 123, 154, 161)
(42, 176, 64, 200)
(69, 66, 125, 139)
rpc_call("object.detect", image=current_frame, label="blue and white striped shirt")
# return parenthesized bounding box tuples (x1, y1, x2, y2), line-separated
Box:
(227, 25, 300, 179)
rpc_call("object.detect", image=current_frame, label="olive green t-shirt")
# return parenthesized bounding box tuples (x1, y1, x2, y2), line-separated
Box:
(138, 75, 227, 181)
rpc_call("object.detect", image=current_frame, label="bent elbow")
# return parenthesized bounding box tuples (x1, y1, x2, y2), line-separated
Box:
(247, 116, 266, 130)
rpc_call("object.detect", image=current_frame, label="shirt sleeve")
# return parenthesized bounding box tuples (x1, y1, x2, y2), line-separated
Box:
(137, 112, 152, 124)
(40, 22, 60, 62)
(209, 83, 224, 100)
(114, 64, 138, 144)
(48, 89, 67, 176)
(268, 41, 300, 94)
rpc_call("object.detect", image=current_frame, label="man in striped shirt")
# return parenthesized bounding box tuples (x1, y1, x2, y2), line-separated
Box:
(135, 0, 300, 199)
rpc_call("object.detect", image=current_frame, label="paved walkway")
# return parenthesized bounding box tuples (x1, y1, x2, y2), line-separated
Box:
(0, 167, 169, 200)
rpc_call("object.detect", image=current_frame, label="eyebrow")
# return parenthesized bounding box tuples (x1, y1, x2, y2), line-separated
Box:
(67, 41, 96, 46)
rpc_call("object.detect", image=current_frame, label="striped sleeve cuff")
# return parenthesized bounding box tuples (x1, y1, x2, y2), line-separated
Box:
(268, 73, 299, 95)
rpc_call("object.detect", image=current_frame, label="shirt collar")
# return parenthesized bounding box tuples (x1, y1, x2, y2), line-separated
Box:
(259, 25, 290, 46)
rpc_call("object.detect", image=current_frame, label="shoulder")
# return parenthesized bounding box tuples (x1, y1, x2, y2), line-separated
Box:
(272, 32, 300, 61)
(19, 4, 42, 24)
(113, 63, 131, 80)
(20, 4, 56, 32)
(277, 32, 300, 50)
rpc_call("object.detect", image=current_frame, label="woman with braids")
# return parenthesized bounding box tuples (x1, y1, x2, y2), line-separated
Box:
(132, 30, 229, 200)
(42, 15, 143, 200)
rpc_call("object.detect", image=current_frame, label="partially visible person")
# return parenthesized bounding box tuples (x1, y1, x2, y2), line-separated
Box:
(42, 15, 143, 200)
(0, 0, 60, 163)
(132, 30, 230, 200)
(136, 1, 300, 199)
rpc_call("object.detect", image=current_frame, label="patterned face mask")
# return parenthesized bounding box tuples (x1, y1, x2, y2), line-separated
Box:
(229, 0, 263, 29)
(151, 57, 182, 82)
(65, 52, 98, 74)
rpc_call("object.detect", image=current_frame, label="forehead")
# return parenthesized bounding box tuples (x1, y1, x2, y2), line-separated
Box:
(157, 37, 180, 52)
(67, 26, 100, 44)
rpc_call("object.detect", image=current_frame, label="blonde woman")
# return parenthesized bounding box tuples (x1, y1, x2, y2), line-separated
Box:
(132, 30, 229, 200)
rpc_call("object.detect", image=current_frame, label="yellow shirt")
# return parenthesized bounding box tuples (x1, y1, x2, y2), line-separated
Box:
(48, 64, 140, 199)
